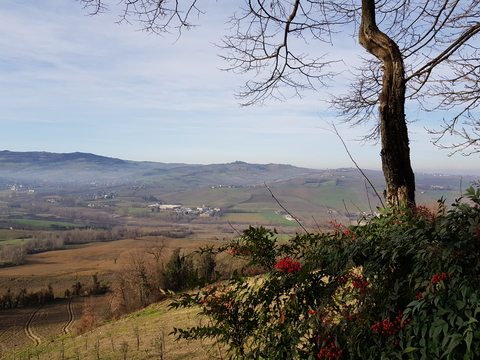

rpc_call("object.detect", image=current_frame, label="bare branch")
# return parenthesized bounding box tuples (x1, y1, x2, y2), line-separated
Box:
(326, 122, 386, 208)
(77, 0, 203, 35)
(218, 0, 351, 105)
(264, 182, 308, 233)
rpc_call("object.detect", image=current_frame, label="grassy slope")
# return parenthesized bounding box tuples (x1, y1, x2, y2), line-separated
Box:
(2, 299, 214, 360)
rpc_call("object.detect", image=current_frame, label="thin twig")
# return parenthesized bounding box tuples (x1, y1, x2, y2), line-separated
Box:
(227, 220, 242, 238)
(364, 180, 373, 213)
(460, 176, 463, 198)
(311, 216, 323, 234)
(349, 199, 363, 214)
(328, 122, 386, 208)
(342, 199, 352, 226)
(264, 182, 308, 233)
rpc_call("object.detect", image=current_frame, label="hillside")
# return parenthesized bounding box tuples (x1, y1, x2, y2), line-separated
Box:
(0, 297, 212, 360)
(0, 151, 322, 185)
(0, 151, 478, 227)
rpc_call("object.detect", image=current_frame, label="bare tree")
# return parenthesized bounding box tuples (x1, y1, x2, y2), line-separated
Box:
(144, 238, 166, 264)
(78, 0, 480, 207)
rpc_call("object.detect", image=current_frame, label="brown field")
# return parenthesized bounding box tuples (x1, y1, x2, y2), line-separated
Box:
(0, 296, 105, 356)
(0, 226, 235, 357)
(0, 221, 298, 358)
(222, 212, 268, 223)
(0, 230, 230, 293)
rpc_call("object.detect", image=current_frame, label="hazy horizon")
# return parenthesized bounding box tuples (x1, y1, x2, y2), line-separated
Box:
(1, 1, 479, 176)
(1, 149, 479, 177)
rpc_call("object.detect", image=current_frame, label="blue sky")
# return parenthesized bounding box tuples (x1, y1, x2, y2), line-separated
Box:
(1, 0, 478, 175)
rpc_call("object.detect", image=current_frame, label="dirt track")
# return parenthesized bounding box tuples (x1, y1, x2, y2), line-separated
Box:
(24, 303, 44, 345)
(62, 297, 76, 334)
(0, 297, 82, 355)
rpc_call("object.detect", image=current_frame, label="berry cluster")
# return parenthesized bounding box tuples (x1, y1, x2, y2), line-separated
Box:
(372, 311, 410, 337)
(430, 272, 452, 284)
(338, 274, 369, 292)
(274, 257, 302, 273)
(317, 343, 343, 359)
(413, 205, 436, 223)
(309, 310, 325, 316)
(199, 290, 233, 316)
(309, 309, 340, 326)
(329, 219, 344, 229)
(340, 305, 355, 321)
(313, 332, 343, 359)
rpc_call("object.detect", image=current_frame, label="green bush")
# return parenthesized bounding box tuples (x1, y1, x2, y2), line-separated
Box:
(171, 187, 480, 359)
(162, 248, 194, 292)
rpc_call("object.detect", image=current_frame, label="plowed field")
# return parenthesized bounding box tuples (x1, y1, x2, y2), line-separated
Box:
(0, 297, 84, 354)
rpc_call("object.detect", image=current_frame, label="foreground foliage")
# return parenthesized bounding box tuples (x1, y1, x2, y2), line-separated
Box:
(171, 187, 480, 359)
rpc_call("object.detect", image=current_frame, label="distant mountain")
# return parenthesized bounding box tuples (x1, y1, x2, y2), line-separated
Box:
(0, 151, 127, 165)
(2, 151, 477, 196)
(0, 150, 323, 185)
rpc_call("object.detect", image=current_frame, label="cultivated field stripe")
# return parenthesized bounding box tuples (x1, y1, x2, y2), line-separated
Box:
(62, 297, 76, 334)
(24, 303, 44, 346)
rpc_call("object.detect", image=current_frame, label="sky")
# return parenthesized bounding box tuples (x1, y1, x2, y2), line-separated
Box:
(0, 0, 479, 175)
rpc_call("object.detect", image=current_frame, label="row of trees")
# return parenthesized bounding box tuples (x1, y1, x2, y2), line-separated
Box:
(0, 286, 54, 310)
(0, 227, 142, 268)
(0, 274, 108, 310)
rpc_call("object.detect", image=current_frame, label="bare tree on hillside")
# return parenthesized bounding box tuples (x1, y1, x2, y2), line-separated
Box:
(79, 0, 480, 206)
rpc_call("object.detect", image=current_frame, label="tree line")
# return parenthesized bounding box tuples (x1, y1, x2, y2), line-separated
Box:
(0, 227, 141, 268)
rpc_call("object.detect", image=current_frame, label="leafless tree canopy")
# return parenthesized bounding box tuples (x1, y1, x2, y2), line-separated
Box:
(78, 0, 203, 35)
(78, 0, 480, 154)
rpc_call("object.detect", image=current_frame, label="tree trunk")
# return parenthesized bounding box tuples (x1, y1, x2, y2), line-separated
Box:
(358, 0, 416, 207)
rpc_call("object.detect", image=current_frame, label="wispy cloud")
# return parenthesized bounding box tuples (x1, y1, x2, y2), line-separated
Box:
(0, 0, 477, 175)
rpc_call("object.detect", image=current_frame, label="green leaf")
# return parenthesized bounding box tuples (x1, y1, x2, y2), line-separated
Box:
(466, 317, 478, 325)
(456, 300, 467, 311)
(465, 329, 473, 350)
(432, 325, 443, 341)
(446, 333, 463, 355)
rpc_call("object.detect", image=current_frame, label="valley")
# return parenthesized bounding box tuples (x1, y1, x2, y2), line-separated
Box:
(0, 151, 478, 358)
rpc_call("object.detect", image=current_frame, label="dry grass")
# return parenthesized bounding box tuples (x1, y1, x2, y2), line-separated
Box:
(1, 298, 223, 360)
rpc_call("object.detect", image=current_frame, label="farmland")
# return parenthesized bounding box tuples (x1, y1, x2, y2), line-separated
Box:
(7, 219, 82, 229)
(0, 233, 228, 356)
(0, 152, 478, 358)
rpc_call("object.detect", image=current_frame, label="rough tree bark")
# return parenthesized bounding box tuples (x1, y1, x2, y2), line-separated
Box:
(358, 0, 415, 207)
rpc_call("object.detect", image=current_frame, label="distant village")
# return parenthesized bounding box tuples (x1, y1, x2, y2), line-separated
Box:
(148, 204, 221, 217)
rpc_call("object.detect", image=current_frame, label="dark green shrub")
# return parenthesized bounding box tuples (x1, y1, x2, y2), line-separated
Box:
(162, 248, 194, 292)
(172, 187, 480, 359)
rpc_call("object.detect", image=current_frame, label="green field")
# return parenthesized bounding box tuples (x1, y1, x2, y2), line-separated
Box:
(161, 187, 253, 208)
(0, 229, 35, 241)
(222, 212, 298, 226)
(0, 238, 32, 246)
(222, 213, 267, 223)
(8, 219, 81, 229)
(261, 212, 298, 226)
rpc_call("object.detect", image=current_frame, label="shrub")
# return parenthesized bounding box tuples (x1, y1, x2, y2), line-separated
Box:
(162, 248, 194, 292)
(171, 187, 480, 359)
